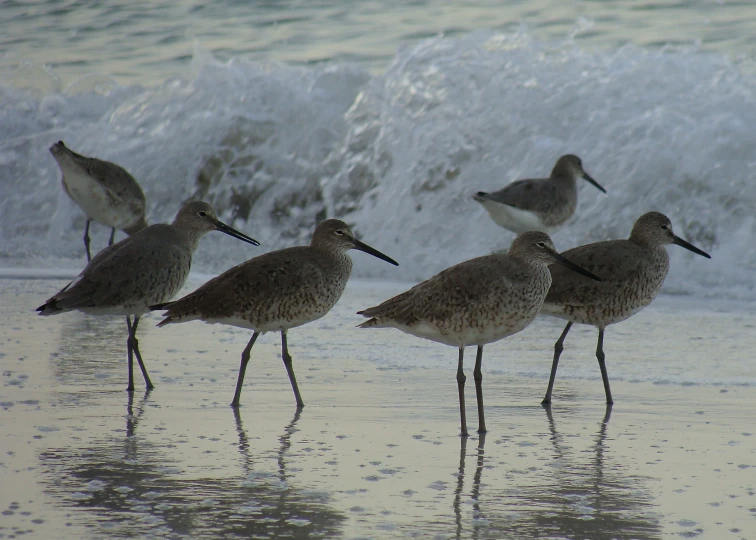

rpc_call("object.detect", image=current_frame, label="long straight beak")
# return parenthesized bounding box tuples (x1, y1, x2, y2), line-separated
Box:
(553, 252, 602, 282)
(352, 238, 399, 266)
(582, 172, 607, 194)
(214, 220, 260, 246)
(672, 235, 711, 258)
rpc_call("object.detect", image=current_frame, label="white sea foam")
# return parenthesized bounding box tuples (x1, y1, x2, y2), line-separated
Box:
(1, 32, 754, 300)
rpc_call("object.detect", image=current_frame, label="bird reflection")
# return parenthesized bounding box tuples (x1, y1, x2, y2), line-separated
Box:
(453, 433, 488, 540)
(39, 403, 344, 537)
(449, 405, 661, 539)
(233, 407, 302, 480)
(508, 405, 660, 539)
(234, 408, 307, 537)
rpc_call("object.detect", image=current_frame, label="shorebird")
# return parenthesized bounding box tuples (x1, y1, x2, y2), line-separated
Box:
(50, 141, 148, 261)
(473, 155, 606, 235)
(151, 219, 398, 408)
(357, 231, 602, 437)
(36, 201, 259, 391)
(540, 211, 711, 404)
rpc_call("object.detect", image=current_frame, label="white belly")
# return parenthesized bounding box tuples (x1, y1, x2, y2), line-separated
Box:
(477, 200, 551, 234)
(379, 318, 531, 348)
(64, 170, 138, 229)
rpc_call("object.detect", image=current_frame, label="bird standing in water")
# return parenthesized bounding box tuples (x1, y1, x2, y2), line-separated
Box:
(152, 219, 399, 408)
(37, 201, 259, 391)
(540, 211, 711, 405)
(358, 231, 602, 437)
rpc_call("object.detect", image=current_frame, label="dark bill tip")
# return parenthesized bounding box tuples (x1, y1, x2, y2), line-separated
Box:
(582, 172, 607, 194)
(672, 235, 711, 259)
(215, 220, 260, 246)
(554, 253, 602, 282)
(352, 238, 399, 266)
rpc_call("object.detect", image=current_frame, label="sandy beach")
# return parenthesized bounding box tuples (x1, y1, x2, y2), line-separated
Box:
(1, 275, 755, 539)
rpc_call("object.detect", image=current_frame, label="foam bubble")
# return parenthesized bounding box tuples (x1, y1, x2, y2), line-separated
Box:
(0, 33, 753, 299)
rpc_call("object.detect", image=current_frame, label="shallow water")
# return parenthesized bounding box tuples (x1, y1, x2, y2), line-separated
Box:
(2, 277, 755, 538)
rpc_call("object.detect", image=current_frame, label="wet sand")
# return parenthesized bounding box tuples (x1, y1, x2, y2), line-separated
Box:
(1, 276, 755, 539)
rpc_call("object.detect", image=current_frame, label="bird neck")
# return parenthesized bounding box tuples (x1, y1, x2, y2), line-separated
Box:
(174, 228, 205, 253)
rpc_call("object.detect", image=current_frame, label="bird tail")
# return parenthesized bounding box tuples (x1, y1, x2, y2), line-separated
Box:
(36, 299, 62, 316)
(149, 301, 173, 311)
(356, 317, 380, 328)
(472, 191, 489, 202)
(149, 301, 176, 327)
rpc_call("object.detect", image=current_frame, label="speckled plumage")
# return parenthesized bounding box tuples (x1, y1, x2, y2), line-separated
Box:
(156, 246, 353, 332)
(50, 141, 148, 261)
(153, 219, 399, 408)
(358, 231, 602, 436)
(473, 154, 606, 234)
(36, 201, 260, 391)
(540, 211, 711, 404)
(358, 244, 554, 347)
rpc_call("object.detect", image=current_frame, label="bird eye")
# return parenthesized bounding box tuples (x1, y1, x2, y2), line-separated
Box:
(198, 211, 207, 217)
(536, 241, 546, 248)
(335, 229, 345, 236)
(660, 224, 668, 230)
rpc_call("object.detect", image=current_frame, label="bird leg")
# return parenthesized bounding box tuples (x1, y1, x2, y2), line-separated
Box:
(473, 345, 487, 433)
(126, 316, 135, 392)
(127, 316, 154, 390)
(457, 346, 469, 437)
(596, 328, 613, 404)
(83, 219, 92, 262)
(109, 227, 116, 246)
(232, 332, 259, 407)
(542, 322, 573, 404)
(281, 331, 305, 408)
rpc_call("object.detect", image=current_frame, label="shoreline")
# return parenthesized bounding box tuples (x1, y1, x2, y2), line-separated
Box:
(1, 277, 755, 539)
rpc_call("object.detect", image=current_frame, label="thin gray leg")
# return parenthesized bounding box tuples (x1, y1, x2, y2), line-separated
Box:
(84, 219, 92, 262)
(129, 316, 153, 390)
(456, 346, 468, 437)
(542, 322, 573, 404)
(473, 345, 486, 433)
(232, 332, 260, 407)
(108, 227, 116, 246)
(596, 328, 613, 404)
(281, 331, 304, 408)
(126, 316, 135, 392)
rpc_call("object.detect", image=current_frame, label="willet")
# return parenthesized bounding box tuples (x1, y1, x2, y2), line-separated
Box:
(151, 219, 398, 408)
(36, 201, 259, 391)
(473, 155, 606, 235)
(50, 141, 148, 261)
(540, 211, 711, 404)
(357, 231, 602, 437)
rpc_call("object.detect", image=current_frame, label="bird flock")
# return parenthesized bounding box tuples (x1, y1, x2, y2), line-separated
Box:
(37, 143, 711, 436)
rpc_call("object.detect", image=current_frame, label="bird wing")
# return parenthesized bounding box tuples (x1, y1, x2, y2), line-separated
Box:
(545, 240, 649, 306)
(157, 247, 330, 323)
(482, 178, 557, 213)
(47, 225, 190, 310)
(359, 255, 529, 326)
(80, 155, 147, 208)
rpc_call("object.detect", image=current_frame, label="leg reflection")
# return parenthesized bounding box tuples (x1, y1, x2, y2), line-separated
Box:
(124, 389, 152, 461)
(454, 435, 468, 540)
(472, 432, 487, 530)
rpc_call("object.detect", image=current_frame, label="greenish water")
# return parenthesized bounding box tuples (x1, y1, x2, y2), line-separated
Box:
(2, 0, 756, 86)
